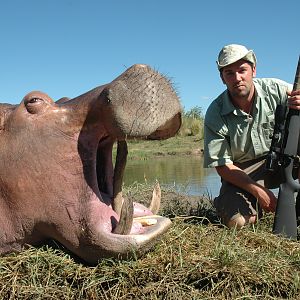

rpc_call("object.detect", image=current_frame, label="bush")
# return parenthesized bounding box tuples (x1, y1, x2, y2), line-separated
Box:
(177, 106, 204, 138)
(178, 116, 203, 138)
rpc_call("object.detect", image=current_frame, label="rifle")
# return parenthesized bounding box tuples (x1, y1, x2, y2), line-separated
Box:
(265, 55, 300, 239)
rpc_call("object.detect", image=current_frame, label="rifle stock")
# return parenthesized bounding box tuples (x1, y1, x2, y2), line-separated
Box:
(271, 55, 300, 239)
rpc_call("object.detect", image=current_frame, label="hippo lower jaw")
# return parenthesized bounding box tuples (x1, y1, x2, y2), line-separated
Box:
(77, 135, 170, 258)
(111, 215, 172, 261)
(79, 215, 172, 265)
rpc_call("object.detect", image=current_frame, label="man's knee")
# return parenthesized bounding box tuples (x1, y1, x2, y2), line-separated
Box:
(226, 213, 257, 229)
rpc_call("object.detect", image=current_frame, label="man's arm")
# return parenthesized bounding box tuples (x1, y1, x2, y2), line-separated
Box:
(215, 164, 277, 213)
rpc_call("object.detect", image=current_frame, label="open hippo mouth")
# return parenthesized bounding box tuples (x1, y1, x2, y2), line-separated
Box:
(78, 64, 182, 236)
(0, 64, 181, 264)
(95, 137, 162, 235)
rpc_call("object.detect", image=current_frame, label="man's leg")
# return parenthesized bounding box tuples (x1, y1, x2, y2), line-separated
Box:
(214, 182, 260, 228)
(227, 215, 257, 228)
(214, 158, 279, 228)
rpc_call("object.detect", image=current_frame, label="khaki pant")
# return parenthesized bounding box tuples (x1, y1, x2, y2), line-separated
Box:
(214, 157, 285, 224)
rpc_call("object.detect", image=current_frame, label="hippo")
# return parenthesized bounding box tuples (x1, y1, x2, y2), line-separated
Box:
(0, 64, 181, 265)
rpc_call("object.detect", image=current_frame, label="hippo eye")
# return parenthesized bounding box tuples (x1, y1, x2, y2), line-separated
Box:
(28, 98, 40, 103)
(24, 97, 45, 114)
(25, 97, 43, 105)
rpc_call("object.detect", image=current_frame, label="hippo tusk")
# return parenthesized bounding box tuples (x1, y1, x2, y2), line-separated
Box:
(112, 140, 128, 216)
(149, 181, 161, 214)
(113, 141, 161, 216)
(112, 193, 134, 235)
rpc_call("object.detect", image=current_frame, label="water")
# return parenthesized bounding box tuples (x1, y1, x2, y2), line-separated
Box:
(124, 156, 280, 198)
(124, 156, 221, 197)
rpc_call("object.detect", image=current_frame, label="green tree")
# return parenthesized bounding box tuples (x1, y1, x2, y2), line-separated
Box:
(184, 106, 203, 119)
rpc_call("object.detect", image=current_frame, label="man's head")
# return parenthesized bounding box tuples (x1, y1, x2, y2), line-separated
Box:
(217, 44, 257, 100)
(217, 44, 257, 71)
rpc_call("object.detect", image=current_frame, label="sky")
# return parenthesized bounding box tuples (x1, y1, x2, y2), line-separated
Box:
(1, 0, 299, 114)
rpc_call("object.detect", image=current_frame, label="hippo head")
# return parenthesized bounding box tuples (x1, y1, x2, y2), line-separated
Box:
(0, 64, 181, 264)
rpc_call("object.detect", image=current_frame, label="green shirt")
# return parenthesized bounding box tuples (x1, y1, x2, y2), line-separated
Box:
(204, 78, 292, 168)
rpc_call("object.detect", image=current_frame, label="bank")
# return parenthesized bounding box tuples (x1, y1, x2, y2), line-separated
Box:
(122, 135, 204, 160)
(1, 183, 300, 299)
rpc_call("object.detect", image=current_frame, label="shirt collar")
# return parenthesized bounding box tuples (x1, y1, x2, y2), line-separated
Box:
(220, 90, 236, 116)
(220, 79, 267, 116)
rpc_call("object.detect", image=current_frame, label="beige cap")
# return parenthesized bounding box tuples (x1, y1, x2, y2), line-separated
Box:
(217, 44, 257, 70)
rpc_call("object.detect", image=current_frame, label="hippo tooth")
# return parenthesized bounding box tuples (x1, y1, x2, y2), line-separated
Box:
(112, 140, 128, 216)
(112, 193, 133, 235)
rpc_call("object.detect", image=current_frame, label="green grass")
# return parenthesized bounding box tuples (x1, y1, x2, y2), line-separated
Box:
(122, 135, 203, 160)
(1, 184, 300, 299)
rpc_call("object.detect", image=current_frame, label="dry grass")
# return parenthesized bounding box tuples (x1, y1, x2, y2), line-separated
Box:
(1, 184, 300, 299)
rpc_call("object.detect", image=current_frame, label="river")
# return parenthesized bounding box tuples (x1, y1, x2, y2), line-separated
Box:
(124, 156, 221, 197)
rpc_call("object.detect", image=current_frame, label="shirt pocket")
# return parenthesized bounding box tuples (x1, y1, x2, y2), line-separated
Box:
(260, 116, 275, 147)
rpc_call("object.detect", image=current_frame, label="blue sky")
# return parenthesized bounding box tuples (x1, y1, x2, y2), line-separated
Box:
(1, 0, 299, 113)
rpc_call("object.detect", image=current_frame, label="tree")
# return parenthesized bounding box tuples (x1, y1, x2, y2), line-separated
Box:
(184, 106, 203, 120)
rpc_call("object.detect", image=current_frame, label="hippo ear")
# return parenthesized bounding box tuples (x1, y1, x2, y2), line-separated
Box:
(56, 97, 71, 104)
(0, 104, 15, 131)
(0, 109, 3, 130)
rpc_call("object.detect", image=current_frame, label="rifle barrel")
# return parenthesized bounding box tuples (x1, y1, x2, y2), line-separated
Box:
(293, 55, 300, 91)
(272, 55, 300, 239)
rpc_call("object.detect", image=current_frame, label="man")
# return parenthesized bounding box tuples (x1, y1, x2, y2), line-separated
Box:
(204, 44, 300, 228)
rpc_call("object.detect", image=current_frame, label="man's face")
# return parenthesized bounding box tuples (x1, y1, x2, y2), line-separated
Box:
(220, 60, 256, 99)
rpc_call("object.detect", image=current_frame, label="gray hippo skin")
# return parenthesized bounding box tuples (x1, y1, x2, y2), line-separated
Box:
(0, 64, 181, 265)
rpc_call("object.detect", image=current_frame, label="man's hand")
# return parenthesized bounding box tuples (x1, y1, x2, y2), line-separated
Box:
(287, 90, 300, 110)
(254, 186, 277, 213)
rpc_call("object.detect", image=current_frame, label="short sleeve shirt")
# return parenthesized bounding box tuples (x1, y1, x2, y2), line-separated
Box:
(204, 78, 292, 168)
